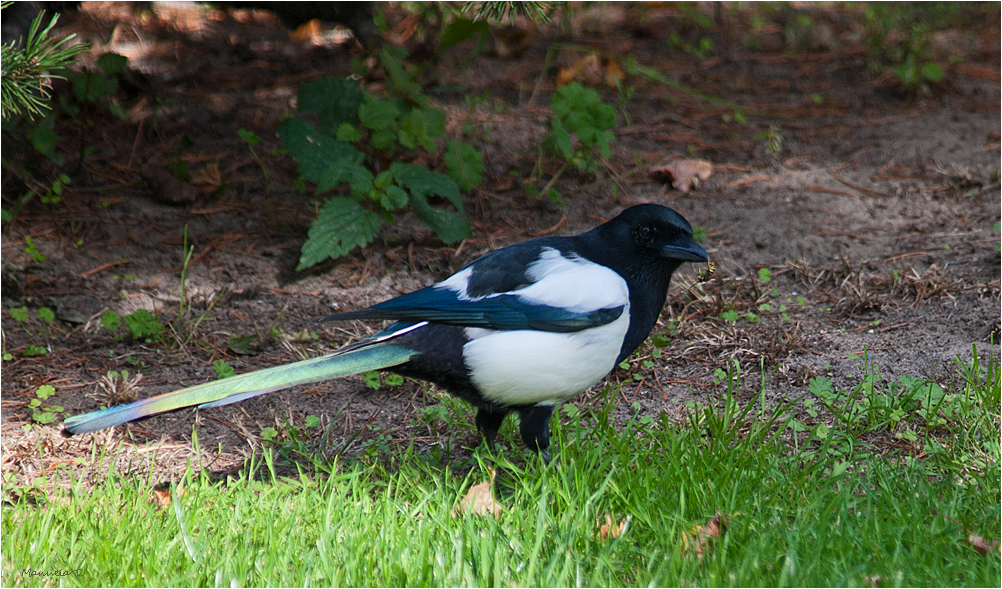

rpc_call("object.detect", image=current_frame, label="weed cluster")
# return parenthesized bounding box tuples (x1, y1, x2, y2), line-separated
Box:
(277, 48, 483, 270)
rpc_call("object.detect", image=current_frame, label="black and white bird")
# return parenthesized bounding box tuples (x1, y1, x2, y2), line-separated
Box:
(63, 204, 708, 462)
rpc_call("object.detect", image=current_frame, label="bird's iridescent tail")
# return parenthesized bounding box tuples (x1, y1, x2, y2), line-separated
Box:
(62, 343, 416, 435)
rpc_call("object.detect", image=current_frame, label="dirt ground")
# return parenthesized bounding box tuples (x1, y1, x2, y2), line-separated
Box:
(2, 2, 1000, 484)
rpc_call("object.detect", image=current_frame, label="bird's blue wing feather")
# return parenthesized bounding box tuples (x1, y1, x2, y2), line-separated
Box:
(320, 287, 623, 333)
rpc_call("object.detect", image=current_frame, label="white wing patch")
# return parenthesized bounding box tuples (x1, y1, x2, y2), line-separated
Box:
(516, 248, 628, 312)
(437, 266, 474, 298)
(462, 249, 631, 405)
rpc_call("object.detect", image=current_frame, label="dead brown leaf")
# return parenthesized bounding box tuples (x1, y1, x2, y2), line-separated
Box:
(453, 471, 502, 518)
(558, 53, 604, 87)
(141, 168, 199, 205)
(596, 514, 627, 540)
(680, 512, 728, 559)
(968, 532, 1001, 556)
(150, 484, 173, 510)
(191, 163, 223, 193)
(653, 159, 713, 193)
(557, 54, 623, 88)
(931, 509, 1000, 556)
(290, 19, 322, 43)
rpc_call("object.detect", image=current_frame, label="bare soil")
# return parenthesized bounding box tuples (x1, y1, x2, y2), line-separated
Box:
(2, 2, 999, 484)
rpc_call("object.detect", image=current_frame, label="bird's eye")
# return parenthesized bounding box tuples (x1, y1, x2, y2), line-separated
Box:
(638, 226, 652, 240)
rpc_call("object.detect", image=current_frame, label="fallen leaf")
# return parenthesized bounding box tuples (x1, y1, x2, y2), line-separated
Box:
(932, 509, 1000, 556)
(486, 25, 535, 59)
(150, 485, 172, 510)
(141, 169, 199, 205)
(290, 19, 322, 43)
(596, 514, 627, 540)
(968, 532, 1000, 556)
(557, 53, 623, 89)
(453, 471, 502, 517)
(652, 159, 713, 193)
(191, 163, 223, 193)
(603, 59, 625, 88)
(680, 512, 728, 559)
(558, 53, 604, 87)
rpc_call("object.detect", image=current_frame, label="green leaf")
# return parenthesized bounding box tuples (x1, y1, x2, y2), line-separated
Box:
(26, 115, 61, 163)
(32, 411, 57, 424)
(96, 52, 128, 77)
(36, 385, 55, 400)
(379, 46, 425, 104)
(260, 427, 278, 441)
(362, 371, 381, 389)
(297, 78, 365, 135)
(37, 307, 55, 323)
(550, 115, 573, 159)
(921, 61, 943, 83)
(227, 334, 257, 355)
(391, 163, 469, 245)
(392, 163, 464, 212)
(757, 267, 772, 283)
(720, 310, 739, 322)
(385, 374, 404, 386)
(411, 199, 470, 245)
(445, 141, 483, 190)
(304, 415, 321, 428)
(298, 198, 381, 270)
(439, 18, 490, 51)
(371, 128, 397, 151)
(101, 310, 121, 331)
(358, 99, 401, 132)
(808, 377, 834, 396)
(317, 161, 373, 196)
(24, 345, 48, 356)
(373, 170, 394, 190)
(398, 108, 445, 153)
(123, 309, 163, 340)
(10, 307, 30, 322)
(213, 360, 235, 379)
(380, 185, 409, 211)
(336, 123, 362, 143)
(237, 128, 260, 147)
(277, 118, 364, 188)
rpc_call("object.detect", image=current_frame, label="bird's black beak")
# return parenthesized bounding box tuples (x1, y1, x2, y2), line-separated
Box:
(660, 239, 709, 263)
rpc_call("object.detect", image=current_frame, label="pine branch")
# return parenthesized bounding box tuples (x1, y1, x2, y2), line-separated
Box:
(1, 6, 89, 120)
(462, 1, 556, 24)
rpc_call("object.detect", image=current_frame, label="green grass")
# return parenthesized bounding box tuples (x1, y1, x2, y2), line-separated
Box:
(4, 354, 999, 587)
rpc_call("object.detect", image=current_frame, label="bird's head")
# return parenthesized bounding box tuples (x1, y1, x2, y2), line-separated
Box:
(583, 204, 708, 281)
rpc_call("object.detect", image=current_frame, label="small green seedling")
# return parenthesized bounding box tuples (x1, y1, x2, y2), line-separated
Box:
(29, 385, 63, 424)
(213, 360, 235, 379)
(23, 237, 46, 263)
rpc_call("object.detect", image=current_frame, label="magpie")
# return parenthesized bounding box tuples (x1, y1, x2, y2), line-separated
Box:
(62, 204, 708, 461)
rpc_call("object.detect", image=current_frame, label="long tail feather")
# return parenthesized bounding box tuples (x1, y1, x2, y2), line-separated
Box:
(62, 343, 416, 435)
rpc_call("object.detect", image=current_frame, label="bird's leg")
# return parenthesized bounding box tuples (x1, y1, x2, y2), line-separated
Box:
(518, 404, 554, 464)
(475, 407, 509, 452)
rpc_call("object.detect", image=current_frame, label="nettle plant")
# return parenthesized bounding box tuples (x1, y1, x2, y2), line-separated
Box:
(278, 48, 483, 270)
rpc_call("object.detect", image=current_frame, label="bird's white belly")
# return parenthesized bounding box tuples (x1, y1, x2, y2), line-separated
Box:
(462, 309, 630, 405)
